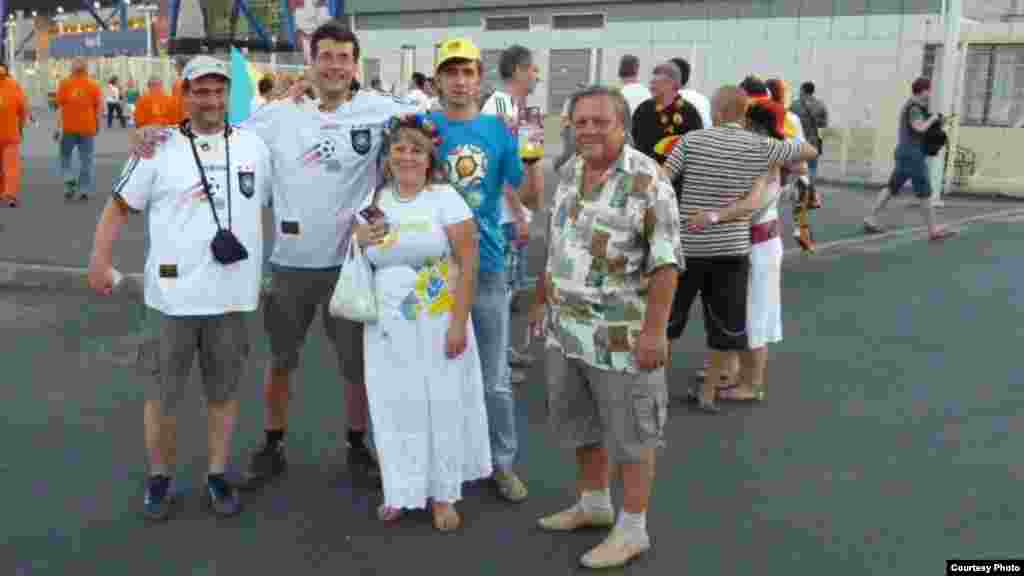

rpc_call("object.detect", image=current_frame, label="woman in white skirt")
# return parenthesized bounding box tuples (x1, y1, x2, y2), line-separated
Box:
(717, 101, 794, 401)
(354, 115, 492, 531)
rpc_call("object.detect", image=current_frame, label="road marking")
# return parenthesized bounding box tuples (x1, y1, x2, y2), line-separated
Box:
(0, 206, 1022, 284)
(781, 205, 1024, 263)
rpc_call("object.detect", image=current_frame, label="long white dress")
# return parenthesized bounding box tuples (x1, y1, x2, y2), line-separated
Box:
(361, 184, 493, 510)
(747, 177, 784, 349)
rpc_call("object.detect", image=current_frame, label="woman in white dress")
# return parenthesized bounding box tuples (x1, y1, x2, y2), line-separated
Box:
(353, 115, 491, 531)
(717, 101, 793, 401)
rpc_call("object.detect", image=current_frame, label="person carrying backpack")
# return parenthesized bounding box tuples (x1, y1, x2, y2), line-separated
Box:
(790, 82, 828, 188)
(863, 77, 956, 242)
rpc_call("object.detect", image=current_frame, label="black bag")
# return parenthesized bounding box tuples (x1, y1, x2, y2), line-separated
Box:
(211, 228, 249, 264)
(907, 103, 947, 157)
(923, 120, 948, 157)
(184, 121, 249, 265)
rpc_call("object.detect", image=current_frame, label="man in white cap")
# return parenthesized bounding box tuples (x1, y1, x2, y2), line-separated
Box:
(89, 55, 273, 521)
(135, 21, 418, 490)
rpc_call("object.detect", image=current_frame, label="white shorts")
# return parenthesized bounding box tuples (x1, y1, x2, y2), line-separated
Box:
(747, 234, 783, 349)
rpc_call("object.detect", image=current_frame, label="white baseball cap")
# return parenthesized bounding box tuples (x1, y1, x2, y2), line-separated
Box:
(182, 55, 231, 83)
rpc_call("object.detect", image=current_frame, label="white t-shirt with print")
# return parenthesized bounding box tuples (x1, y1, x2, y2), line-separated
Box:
(114, 127, 272, 316)
(482, 90, 531, 227)
(241, 91, 416, 268)
(362, 184, 472, 270)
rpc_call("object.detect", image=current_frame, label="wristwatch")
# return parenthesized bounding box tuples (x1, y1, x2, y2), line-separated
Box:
(708, 211, 720, 225)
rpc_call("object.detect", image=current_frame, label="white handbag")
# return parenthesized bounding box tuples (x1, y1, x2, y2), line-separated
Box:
(329, 234, 378, 322)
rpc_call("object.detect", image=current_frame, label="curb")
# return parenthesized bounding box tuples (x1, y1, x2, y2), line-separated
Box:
(0, 262, 144, 297)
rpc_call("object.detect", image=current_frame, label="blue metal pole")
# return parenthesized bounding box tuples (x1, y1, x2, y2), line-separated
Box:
(81, 0, 111, 30)
(236, 0, 272, 47)
(280, 0, 296, 47)
(169, 0, 181, 41)
(118, 0, 129, 32)
(0, 0, 6, 55)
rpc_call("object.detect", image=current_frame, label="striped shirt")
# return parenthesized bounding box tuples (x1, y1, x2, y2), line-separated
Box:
(665, 123, 801, 257)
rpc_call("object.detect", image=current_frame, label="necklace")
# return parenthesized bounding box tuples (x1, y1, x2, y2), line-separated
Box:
(392, 185, 423, 203)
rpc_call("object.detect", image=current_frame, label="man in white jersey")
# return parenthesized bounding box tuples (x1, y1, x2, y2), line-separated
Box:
(89, 56, 273, 521)
(136, 21, 417, 489)
(481, 44, 537, 381)
(238, 22, 417, 487)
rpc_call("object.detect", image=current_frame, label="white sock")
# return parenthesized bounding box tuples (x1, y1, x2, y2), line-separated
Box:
(578, 489, 612, 514)
(616, 509, 649, 543)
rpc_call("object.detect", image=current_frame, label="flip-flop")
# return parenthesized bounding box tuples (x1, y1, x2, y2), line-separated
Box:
(716, 383, 762, 402)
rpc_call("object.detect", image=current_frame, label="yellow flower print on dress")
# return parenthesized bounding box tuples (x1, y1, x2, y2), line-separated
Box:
(411, 259, 453, 318)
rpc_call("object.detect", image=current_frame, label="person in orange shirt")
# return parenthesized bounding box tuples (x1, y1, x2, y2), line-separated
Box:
(169, 57, 189, 124)
(0, 63, 28, 207)
(133, 77, 175, 129)
(56, 58, 103, 201)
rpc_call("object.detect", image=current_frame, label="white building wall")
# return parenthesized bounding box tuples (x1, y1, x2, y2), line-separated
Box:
(357, 12, 952, 184)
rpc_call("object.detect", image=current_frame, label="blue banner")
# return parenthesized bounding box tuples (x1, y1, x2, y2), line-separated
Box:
(48, 29, 149, 58)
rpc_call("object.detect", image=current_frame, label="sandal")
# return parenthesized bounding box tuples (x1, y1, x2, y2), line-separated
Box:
(716, 383, 762, 402)
(432, 503, 461, 532)
(377, 505, 403, 522)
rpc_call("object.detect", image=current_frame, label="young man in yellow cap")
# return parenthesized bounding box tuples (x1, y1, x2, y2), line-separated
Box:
(429, 37, 544, 503)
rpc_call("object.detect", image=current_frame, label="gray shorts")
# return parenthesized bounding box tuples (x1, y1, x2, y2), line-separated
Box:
(544, 348, 668, 463)
(263, 264, 364, 382)
(139, 312, 251, 410)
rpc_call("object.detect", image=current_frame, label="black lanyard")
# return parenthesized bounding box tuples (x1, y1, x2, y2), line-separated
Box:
(183, 120, 233, 232)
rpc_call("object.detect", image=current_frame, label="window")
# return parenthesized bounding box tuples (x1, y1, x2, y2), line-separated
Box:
(922, 44, 940, 80)
(484, 16, 530, 31)
(551, 13, 604, 29)
(960, 44, 1024, 127)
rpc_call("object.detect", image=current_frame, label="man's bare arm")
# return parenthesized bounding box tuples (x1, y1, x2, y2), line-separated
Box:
(517, 161, 544, 211)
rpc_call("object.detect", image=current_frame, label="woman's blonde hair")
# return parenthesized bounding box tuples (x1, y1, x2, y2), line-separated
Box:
(382, 124, 442, 184)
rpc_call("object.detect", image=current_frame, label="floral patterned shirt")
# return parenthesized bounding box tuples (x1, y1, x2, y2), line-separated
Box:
(543, 146, 683, 373)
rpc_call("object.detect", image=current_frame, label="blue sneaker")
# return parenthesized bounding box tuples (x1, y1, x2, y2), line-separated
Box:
(203, 474, 242, 517)
(143, 475, 175, 522)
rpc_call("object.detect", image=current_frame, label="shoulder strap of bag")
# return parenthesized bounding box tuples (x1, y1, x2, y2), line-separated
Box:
(183, 120, 233, 232)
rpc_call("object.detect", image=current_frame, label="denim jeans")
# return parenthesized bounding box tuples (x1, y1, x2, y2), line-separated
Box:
(60, 134, 95, 195)
(472, 269, 517, 472)
(502, 222, 528, 293)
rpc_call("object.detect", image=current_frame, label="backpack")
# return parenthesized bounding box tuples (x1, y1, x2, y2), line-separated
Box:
(791, 98, 822, 149)
(907, 102, 947, 157)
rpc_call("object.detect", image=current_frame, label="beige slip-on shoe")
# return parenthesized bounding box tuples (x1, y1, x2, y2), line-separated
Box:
(537, 505, 615, 532)
(579, 526, 651, 569)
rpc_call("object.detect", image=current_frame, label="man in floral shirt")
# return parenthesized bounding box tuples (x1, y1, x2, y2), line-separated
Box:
(529, 86, 681, 570)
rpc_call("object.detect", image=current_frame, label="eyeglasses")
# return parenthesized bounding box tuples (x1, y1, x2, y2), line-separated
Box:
(572, 117, 615, 131)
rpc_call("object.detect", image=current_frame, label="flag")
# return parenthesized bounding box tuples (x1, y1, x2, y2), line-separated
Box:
(229, 46, 256, 124)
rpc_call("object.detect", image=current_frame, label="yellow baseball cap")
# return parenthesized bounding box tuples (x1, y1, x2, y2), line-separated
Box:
(437, 38, 481, 70)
